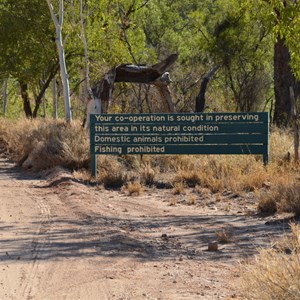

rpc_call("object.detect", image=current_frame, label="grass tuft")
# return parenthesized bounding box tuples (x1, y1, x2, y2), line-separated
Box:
(216, 228, 232, 244)
(257, 182, 300, 216)
(241, 223, 300, 300)
(172, 182, 186, 195)
(141, 163, 156, 186)
(126, 182, 144, 196)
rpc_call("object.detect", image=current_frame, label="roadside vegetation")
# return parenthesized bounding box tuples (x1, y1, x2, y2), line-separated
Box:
(0, 117, 299, 216)
(241, 223, 300, 300)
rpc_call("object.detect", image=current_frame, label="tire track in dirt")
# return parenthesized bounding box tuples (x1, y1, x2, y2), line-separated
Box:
(20, 192, 52, 300)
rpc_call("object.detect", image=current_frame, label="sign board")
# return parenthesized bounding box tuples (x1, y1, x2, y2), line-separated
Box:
(90, 113, 269, 176)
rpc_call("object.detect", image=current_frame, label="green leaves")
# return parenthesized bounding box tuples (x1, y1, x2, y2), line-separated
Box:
(0, 0, 56, 81)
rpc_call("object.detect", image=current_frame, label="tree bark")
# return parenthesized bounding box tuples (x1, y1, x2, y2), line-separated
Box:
(195, 66, 219, 112)
(2, 80, 8, 115)
(52, 77, 58, 119)
(32, 67, 58, 118)
(273, 37, 299, 126)
(46, 0, 72, 122)
(87, 54, 178, 124)
(20, 82, 32, 118)
(290, 86, 299, 162)
(79, 0, 93, 101)
(153, 80, 176, 112)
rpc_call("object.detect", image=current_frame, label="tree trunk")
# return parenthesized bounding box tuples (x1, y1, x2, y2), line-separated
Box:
(195, 66, 219, 112)
(273, 37, 299, 126)
(42, 93, 46, 118)
(2, 80, 8, 115)
(52, 77, 58, 119)
(153, 81, 176, 112)
(85, 54, 178, 128)
(79, 0, 93, 101)
(20, 82, 32, 118)
(55, 20, 72, 121)
(290, 86, 299, 162)
(46, 0, 72, 122)
(32, 67, 58, 118)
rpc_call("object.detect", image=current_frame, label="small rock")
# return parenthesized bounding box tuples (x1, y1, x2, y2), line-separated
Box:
(208, 241, 218, 251)
(161, 233, 168, 239)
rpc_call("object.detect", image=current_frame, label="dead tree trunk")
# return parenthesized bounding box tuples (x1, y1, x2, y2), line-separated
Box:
(195, 66, 219, 112)
(85, 54, 178, 128)
(153, 74, 176, 112)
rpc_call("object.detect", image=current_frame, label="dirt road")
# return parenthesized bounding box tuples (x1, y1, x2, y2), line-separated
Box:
(0, 158, 290, 299)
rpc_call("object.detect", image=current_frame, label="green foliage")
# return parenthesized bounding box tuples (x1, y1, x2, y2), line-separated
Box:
(0, 79, 23, 118)
(247, 0, 300, 80)
(0, 0, 299, 118)
(0, 0, 56, 82)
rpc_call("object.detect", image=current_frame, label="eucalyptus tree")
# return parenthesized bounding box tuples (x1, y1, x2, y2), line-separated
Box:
(1, 80, 8, 115)
(46, 0, 72, 122)
(270, 0, 300, 126)
(141, 0, 273, 112)
(248, 0, 300, 126)
(0, 0, 59, 118)
(208, 0, 273, 112)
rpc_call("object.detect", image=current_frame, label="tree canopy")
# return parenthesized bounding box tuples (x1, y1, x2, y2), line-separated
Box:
(0, 0, 299, 125)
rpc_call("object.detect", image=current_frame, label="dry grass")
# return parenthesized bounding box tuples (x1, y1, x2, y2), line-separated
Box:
(216, 228, 232, 244)
(140, 163, 156, 186)
(187, 194, 197, 205)
(172, 181, 186, 195)
(174, 170, 201, 187)
(125, 182, 144, 196)
(0, 118, 89, 170)
(73, 169, 94, 182)
(169, 197, 177, 206)
(257, 181, 300, 216)
(98, 158, 128, 189)
(257, 191, 277, 214)
(1, 119, 299, 216)
(241, 223, 300, 300)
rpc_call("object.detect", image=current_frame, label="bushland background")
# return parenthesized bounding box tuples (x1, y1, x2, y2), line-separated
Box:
(1, 1, 300, 299)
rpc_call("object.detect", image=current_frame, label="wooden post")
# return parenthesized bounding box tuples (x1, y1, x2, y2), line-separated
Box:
(290, 86, 299, 162)
(264, 112, 270, 166)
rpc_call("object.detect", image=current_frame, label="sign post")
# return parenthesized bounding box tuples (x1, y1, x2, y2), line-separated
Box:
(90, 113, 269, 177)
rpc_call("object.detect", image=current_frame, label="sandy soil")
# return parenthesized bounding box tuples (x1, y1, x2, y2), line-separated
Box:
(0, 157, 292, 300)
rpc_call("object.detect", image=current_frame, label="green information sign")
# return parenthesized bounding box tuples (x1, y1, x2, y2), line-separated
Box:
(90, 113, 269, 176)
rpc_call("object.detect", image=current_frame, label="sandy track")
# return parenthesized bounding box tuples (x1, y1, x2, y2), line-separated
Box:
(0, 158, 291, 299)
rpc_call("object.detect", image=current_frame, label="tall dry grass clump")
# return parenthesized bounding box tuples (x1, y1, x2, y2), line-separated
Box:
(0, 118, 89, 170)
(241, 223, 300, 300)
(97, 155, 129, 189)
(257, 181, 300, 216)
